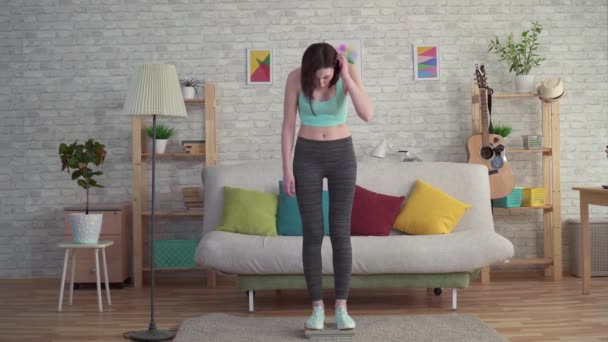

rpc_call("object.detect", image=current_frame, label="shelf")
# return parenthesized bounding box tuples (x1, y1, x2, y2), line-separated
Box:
(184, 98, 205, 103)
(142, 210, 203, 217)
(494, 205, 552, 211)
(508, 148, 552, 155)
(493, 93, 538, 99)
(505, 258, 553, 266)
(141, 152, 205, 159)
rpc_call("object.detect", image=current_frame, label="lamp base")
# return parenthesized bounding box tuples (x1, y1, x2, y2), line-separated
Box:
(127, 328, 176, 341)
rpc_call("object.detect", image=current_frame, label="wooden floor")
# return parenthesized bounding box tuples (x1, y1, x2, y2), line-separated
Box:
(1, 272, 607, 342)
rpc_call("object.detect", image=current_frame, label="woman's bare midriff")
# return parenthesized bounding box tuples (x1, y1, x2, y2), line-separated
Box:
(298, 124, 351, 141)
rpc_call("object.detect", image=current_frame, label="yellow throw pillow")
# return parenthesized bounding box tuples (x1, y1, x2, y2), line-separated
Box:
(393, 179, 471, 235)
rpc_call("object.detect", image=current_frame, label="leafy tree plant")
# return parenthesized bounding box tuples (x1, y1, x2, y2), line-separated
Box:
(488, 21, 545, 76)
(59, 139, 106, 214)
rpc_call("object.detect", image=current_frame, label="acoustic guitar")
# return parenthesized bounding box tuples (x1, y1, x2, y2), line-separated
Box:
(466, 64, 515, 199)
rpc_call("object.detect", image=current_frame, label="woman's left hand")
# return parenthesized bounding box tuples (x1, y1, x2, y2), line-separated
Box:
(337, 54, 350, 79)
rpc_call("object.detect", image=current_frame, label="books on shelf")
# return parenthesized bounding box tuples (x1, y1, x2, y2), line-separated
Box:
(182, 187, 204, 210)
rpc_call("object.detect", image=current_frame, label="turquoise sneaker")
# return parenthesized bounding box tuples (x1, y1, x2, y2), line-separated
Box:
(305, 306, 325, 330)
(335, 306, 356, 330)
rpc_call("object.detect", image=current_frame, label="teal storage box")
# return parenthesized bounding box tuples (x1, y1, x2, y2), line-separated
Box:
(154, 239, 198, 268)
(494, 187, 523, 208)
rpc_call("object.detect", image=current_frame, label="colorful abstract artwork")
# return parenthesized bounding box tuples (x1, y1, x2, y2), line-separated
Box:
(247, 48, 272, 85)
(413, 44, 439, 81)
(325, 39, 363, 79)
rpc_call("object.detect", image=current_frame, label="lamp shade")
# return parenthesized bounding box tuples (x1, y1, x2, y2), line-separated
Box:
(123, 64, 187, 119)
(370, 138, 387, 158)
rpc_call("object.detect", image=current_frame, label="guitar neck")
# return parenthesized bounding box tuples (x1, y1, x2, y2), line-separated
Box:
(479, 87, 489, 146)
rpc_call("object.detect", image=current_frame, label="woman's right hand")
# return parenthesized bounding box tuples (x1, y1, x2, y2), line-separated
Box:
(283, 172, 296, 197)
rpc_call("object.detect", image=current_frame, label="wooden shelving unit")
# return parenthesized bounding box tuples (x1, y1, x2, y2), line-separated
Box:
(471, 83, 562, 284)
(132, 83, 217, 289)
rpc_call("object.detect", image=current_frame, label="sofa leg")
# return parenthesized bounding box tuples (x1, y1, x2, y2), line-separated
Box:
(481, 266, 491, 284)
(248, 290, 255, 313)
(451, 288, 457, 311)
(206, 268, 216, 289)
(428, 288, 443, 296)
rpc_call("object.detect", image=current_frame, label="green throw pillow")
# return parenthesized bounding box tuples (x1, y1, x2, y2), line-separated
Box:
(216, 186, 279, 236)
(277, 180, 330, 236)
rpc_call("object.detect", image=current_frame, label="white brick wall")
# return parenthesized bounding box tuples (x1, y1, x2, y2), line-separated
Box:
(1, 0, 606, 278)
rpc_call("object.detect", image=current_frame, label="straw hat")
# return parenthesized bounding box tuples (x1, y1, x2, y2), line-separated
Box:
(537, 77, 568, 102)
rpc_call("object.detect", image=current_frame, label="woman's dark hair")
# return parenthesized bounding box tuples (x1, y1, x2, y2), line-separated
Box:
(300, 42, 339, 115)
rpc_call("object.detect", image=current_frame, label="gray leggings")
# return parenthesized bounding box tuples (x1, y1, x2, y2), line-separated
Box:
(293, 136, 357, 301)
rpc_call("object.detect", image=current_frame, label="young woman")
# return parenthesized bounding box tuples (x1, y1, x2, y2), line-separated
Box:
(281, 42, 373, 330)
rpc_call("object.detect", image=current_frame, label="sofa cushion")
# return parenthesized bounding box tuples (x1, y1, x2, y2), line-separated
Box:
(277, 180, 330, 236)
(350, 185, 405, 236)
(393, 179, 471, 235)
(196, 229, 514, 274)
(216, 186, 278, 236)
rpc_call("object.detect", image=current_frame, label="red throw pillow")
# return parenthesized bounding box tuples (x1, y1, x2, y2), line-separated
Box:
(350, 185, 406, 236)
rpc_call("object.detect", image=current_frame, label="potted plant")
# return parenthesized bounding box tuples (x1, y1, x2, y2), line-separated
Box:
(59, 139, 106, 244)
(488, 21, 545, 93)
(146, 124, 174, 153)
(492, 122, 512, 138)
(179, 78, 202, 99)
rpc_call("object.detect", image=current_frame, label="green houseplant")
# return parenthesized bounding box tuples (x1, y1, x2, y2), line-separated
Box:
(59, 139, 106, 243)
(492, 123, 512, 138)
(146, 124, 174, 153)
(488, 21, 545, 93)
(179, 78, 202, 99)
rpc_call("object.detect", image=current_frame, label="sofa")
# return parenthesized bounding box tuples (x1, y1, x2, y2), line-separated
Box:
(195, 160, 514, 312)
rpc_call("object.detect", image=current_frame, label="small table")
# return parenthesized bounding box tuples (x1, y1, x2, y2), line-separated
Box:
(573, 187, 608, 295)
(57, 240, 113, 312)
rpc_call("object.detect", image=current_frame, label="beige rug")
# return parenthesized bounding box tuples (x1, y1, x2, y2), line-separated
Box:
(174, 313, 508, 341)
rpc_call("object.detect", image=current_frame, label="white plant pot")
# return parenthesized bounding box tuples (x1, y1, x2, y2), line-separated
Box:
(514, 75, 536, 93)
(181, 87, 196, 99)
(69, 213, 102, 244)
(154, 139, 168, 154)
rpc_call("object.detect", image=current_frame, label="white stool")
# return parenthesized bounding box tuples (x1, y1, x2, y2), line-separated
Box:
(57, 240, 113, 313)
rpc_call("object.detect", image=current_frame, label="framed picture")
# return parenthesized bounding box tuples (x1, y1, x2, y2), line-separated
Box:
(413, 44, 440, 81)
(325, 39, 363, 79)
(246, 48, 273, 85)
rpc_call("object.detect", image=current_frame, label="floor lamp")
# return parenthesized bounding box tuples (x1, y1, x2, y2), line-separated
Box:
(123, 64, 187, 341)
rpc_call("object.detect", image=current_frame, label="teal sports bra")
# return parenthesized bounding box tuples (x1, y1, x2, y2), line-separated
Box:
(298, 76, 348, 127)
